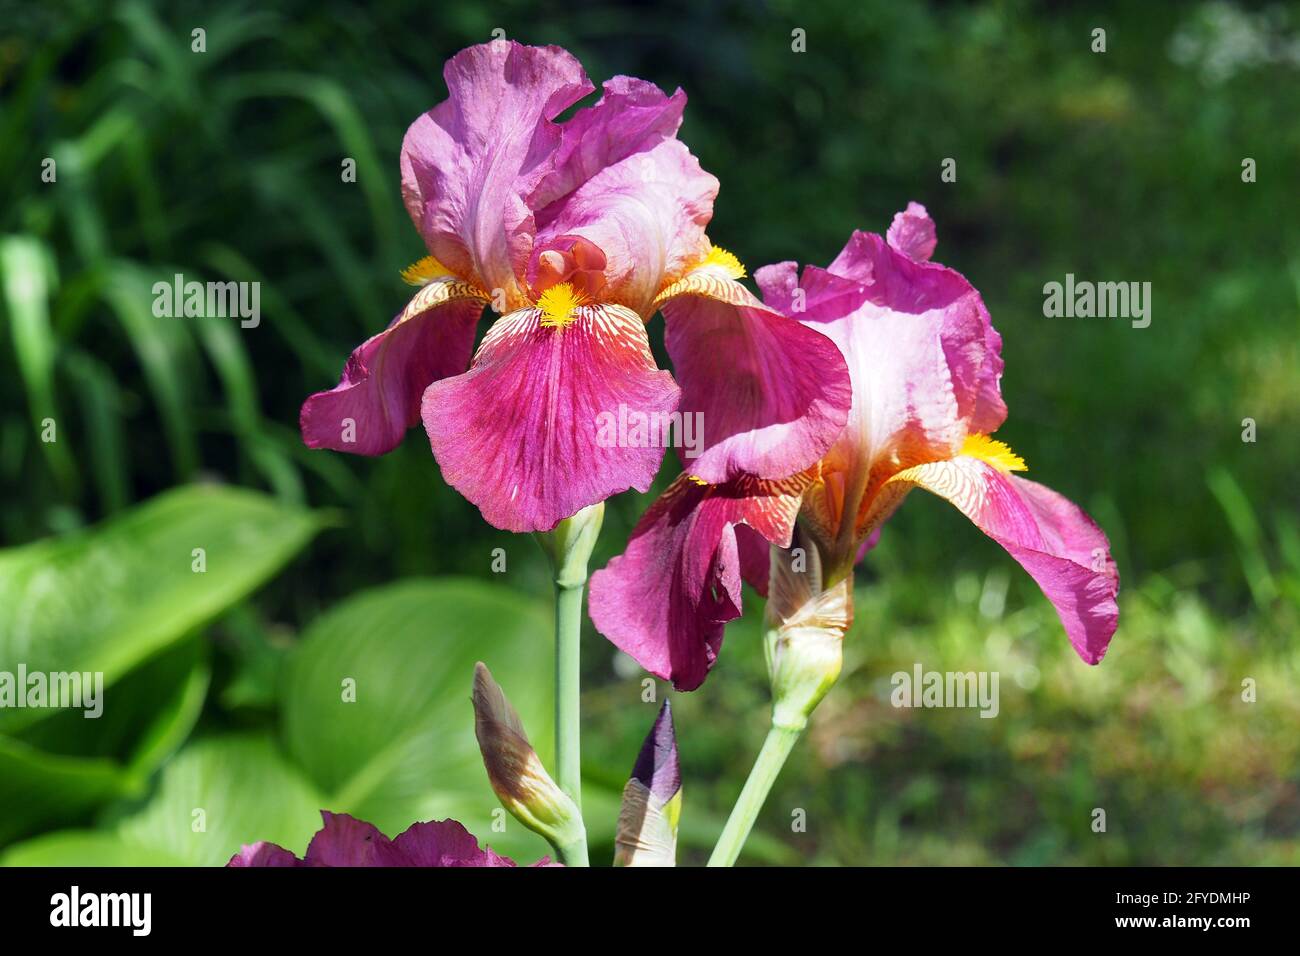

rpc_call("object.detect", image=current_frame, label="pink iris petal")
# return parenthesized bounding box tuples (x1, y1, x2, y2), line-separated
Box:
(589, 471, 811, 691)
(888, 457, 1120, 664)
(227, 842, 304, 867)
(755, 216, 1004, 539)
(300, 296, 483, 456)
(227, 812, 553, 867)
(304, 811, 399, 866)
(400, 42, 594, 303)
(735, 523, 774, 595)
(389, 819, 529, 867)
(886, 201, 938, 262)
(529, 77, 690, 209)
(533, 139, 716, 317)
(528, 77, 715, 317)
(422, 304, 680, 532)
(660, 271, 852, 484)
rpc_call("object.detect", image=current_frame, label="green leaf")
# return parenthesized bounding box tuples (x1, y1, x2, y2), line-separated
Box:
(281, 578, 558, 861)
(0, 737, 126, 847)
(1, 736, 325, 867)
(0, 235, 76, 490)
(0, 641, 210, 845)
(0, 484, 324, 734)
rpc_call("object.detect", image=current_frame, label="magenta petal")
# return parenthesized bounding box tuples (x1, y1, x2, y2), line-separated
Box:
(589, 472, 810, 691)
(661, 278, 851, 483)
(735, 523, 773, 595)
(886, 201, 938, 262)
(855, 526, 884, 563)
(400, 42, 594, 301)
(529, 76, 690, 211)
(527, 78, 716, 316)
(895, 457, 1120, 664)
(760, 229, 1005, 519)
(303, 812, 402, 867)
(226, 842, 304, 867)
(422, 304, 680, 532)
(300, 297, 483, 456)
(390, 819, 517, 867)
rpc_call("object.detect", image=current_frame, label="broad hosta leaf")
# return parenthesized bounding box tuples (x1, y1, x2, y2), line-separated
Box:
(0, 737, 125, 847)
(0, 640, 210, 845)
(1, 736, 324, 867)
(281, 578, 558, 861)
(0, 484, 323, 733)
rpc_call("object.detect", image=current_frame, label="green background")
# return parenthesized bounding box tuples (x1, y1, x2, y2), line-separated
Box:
(0, 0, 1296, 865)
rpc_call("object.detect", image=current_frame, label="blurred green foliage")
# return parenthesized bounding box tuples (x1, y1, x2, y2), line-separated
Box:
(0, 0, 1296, 864)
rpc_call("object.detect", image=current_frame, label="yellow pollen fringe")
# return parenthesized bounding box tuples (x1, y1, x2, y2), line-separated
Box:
(700, 244, 746, 279)
(961, 434, 1028, 474)
(537, 282, 586, 329)
(400, 255, 454, 286)
(684, 474, 709, 487)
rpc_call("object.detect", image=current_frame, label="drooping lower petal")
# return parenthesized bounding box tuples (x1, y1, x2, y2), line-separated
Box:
(588, 471, 812, 691)
(300, 278, 486, 455)
(422, 302, 679, 532)
(881, 454, 1120, 664)
(658, 261, 852, 484)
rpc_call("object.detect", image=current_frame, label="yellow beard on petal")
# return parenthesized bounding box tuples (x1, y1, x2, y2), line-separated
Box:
(960, 433, 1028, 473)
(537, 282, 587, 329)
(400, 255, 455, 286)
(699, 244, 747, 279)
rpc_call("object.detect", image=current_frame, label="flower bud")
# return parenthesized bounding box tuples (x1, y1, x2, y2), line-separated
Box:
(764, 531, 852, 731)
(535, 501, 604, 588)
(472, 662, 585, 854)
(613, 699, 681, 867)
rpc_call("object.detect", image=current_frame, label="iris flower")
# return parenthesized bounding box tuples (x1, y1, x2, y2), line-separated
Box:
(589, 204, 1120, 690)
(301, 41, 850, 532)
(228, 810, 555, 867)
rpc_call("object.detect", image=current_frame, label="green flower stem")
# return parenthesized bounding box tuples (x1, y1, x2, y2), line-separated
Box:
(536, 503, 603, 867)
(707, 724, 801, 867)
(554, 580, 585, 809)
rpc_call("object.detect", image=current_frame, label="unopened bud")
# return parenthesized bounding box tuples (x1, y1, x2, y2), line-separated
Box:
(472, 662, 584, 854)
(535, 502, 604, 588)
(614, 700, 681, 867)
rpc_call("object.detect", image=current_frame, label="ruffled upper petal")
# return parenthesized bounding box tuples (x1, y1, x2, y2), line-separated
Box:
(422, 302, 680, 532)
(588, 470, 812, 691)
(878, 456, 1120, 663)
(658, 262, 852, 484)
(886, 201, 938, 262)
(530, 106, 716, 315)
(300, 279, 486, 456)
(755, 214, 1004, 549)
(400, 42, 594, 306)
